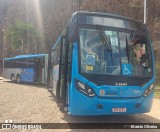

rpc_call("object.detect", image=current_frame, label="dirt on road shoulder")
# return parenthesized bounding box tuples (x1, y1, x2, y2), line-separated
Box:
(0, 77, 65, 123)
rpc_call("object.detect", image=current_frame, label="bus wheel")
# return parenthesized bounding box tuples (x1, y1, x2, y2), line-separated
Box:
(11, 74, 15, 82)
(57, 103, 64, 112)
(16, 75, 21, 83)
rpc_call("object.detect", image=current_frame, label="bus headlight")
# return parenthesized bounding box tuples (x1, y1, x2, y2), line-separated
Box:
(75, 80, 96, 97)
(143, 84, 155, 97)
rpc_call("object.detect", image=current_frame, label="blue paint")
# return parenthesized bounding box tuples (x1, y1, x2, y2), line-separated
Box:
(20, 68, 34, 82)
(4, 54, 45, 61)
(69, 91, 154, 115)
(68, 42, 155, 115)
(122, 64, 132, 76)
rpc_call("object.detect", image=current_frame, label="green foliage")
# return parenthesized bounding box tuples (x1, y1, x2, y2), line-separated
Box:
(5, 19, 42, 55)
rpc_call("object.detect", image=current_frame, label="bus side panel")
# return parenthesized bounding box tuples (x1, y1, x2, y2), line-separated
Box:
(20, 68, 34, 82)
(3, 68, 21, 80)
(68, 42, 90, 114)
(44, 54, 49, 84)
(52, 64, 59, 95)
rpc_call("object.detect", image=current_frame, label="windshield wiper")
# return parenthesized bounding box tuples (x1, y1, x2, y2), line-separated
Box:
(96, 25, 112, 52)
(96, 25, 113, 65)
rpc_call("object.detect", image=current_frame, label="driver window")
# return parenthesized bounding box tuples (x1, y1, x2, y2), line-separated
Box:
(130, 37, 148, 67)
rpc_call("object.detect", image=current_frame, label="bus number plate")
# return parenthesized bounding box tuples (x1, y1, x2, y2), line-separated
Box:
(112, 108, 126, 112)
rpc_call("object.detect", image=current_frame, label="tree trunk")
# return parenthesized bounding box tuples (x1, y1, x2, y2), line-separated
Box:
(21, 38, 24, 54)
(34, 42, 37, 54)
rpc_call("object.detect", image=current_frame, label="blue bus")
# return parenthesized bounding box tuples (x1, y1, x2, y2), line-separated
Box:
(3, 54, 48, 84)
(48, 11, 155, 115)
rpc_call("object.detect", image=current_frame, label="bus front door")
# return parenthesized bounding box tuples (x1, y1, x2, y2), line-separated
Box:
(57, 36, 69, 112)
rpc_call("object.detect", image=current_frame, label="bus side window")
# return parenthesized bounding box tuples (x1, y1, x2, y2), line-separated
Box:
(53, 51, 59, 65)
(52, 44, 60, 66)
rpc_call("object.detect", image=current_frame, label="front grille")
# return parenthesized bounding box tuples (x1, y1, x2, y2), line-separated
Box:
(82, 74, 151, 87)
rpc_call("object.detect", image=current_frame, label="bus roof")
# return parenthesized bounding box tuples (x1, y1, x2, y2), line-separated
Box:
(4, 54, 46, 61)
(73, 11, 143, 24)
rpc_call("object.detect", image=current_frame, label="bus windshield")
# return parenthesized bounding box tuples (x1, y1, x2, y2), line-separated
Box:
(79, 28, 152, 77)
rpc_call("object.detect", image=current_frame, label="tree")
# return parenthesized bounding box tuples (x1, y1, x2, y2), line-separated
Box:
(5, 19, 42, 56)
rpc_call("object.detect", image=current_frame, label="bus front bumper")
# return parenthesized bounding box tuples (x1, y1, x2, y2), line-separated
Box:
(69, 92, 154, 115)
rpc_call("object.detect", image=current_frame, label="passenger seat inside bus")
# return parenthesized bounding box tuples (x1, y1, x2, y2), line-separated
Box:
(93, 60, 106, 74)
(81, 53, 106, 74)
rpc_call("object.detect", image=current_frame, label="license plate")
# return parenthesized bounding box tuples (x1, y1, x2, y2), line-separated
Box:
(112, 108, 126, 112)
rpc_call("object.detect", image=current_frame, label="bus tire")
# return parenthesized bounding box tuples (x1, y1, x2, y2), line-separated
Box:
(16, 74, 21, 83)
(57, 103, 63, 112)
(11, 74, 15, 82)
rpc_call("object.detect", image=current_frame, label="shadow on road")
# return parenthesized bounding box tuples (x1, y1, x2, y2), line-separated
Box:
(61, 114, 160, 131)
(62, 113, 160, 123)
(3, 80, 47, 89)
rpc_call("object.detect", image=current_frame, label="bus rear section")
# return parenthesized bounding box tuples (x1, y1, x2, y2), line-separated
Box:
(3, 54, 48, 84)
(49, 11, 155, 115)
